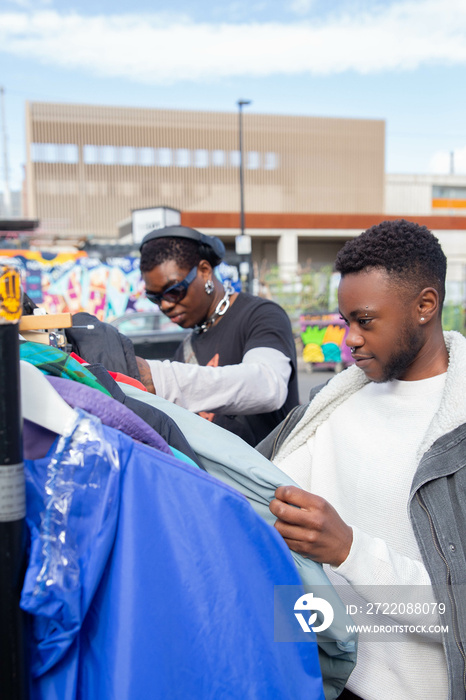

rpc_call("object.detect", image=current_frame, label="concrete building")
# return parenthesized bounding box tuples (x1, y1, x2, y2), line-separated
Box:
(24, 101, 384, 257)
(22, 101, 466, 296)
(385, 174, 466, 287)
(386, 174, 466, 217)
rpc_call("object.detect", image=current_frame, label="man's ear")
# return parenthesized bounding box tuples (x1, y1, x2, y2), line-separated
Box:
(417, 287, 440, 324)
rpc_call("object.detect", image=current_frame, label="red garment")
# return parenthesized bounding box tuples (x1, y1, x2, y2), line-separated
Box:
(70, 352, 147, 392)
(108, 371, 147, 392)
(69, 351, 88, 365)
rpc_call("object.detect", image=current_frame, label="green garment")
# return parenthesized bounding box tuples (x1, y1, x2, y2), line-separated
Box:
(20, 341, 112, 397)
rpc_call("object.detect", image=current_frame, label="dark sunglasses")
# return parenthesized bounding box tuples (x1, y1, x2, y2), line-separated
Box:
(145, 266, 198, 307)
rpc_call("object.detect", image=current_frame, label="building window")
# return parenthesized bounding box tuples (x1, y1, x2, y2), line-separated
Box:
(83, 145, 100, 164)
(432, 185, 466, 210)
(31, 143, 78, 163)
(31, 143, 46, 162)
(139, 147, 156, 166)
(31, 142, 281, 171)
(212, 150, 225, 167)
(57, 144, 79, 164)
(175, 149, 190, 167)
(194, 149, 209, 168)
(100, 146, 117, 165)
(156, 148, 172, 167)
(247, 151, 260, 169)
(84, 145, 141, 165)
(119, 147, 137, 165)
(433, 185, 466, 199)
(83, 145, 121, 165)
(230, 150, 240, 167)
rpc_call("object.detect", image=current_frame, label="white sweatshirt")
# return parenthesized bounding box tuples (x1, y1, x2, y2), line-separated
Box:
(276, 373, 448, 700)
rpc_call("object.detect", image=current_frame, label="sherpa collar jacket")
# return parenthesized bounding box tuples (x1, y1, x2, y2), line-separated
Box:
(256, 330, 466, 700)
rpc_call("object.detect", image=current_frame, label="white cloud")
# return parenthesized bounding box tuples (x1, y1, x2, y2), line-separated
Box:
(0, 0, 466, 84)
(429, 148, 466, 175)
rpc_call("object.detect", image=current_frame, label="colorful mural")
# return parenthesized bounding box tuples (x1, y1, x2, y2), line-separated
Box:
(0, 250, 152, 322)
(0, 250, 243, 323)
(300, 313, 353, 369)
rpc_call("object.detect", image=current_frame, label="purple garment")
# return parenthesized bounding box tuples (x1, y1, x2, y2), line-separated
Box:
(23, 419, 58, 460)
(43, 375, 172, 455)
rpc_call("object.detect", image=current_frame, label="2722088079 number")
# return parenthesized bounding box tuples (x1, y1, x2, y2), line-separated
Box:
(347, 602, 446, 616)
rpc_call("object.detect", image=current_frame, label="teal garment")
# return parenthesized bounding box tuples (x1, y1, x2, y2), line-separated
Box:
(118, 383, 357, 700)
(170, 446, 201, 470)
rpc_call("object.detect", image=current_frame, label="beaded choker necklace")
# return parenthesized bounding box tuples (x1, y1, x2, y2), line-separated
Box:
(194, 281, 234, 334)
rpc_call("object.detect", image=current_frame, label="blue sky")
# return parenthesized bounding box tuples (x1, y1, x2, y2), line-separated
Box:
(1, 0, 466, 192)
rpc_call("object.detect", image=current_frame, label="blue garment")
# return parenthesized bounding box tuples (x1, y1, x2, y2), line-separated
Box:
(118, 383, 357, 700)
(22, 411, 324, 700)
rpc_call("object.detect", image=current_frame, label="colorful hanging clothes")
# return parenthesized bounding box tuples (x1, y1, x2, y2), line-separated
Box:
(22, 411, 325, 700)
(45, 375, 172, 455)
(118, 382, 358, 700)
(19, 342, 112, 397)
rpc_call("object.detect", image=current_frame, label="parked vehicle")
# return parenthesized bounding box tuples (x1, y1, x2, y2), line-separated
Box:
(109, 311, 190, 360)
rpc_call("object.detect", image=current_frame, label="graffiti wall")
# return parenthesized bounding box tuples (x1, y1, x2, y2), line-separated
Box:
(0, 250, 243, 323)
(300, 313, 353, 368)
(0, 250, 152, 322)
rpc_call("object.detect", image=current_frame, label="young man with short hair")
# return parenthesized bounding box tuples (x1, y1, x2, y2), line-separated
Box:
(261, 219, 466, 699)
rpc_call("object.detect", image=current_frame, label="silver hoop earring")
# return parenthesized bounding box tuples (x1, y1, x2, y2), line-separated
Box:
(205, 279, 214, 295)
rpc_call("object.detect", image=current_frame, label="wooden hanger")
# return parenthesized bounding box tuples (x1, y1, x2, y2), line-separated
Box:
(19, 313, 72, 332)
(19, 313, 72, 346)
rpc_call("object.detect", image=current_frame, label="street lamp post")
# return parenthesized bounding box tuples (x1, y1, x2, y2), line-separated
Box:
(237, 99, 251, 236)
(236, 100, 252, 291)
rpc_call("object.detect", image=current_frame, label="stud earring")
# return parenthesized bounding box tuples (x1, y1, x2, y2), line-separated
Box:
(205, 279, 214, 295)
(420, 317, 425, 321)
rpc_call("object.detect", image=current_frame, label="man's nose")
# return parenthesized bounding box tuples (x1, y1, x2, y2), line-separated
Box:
(159, 298, 175, 312)
(345, 325, 363, 348)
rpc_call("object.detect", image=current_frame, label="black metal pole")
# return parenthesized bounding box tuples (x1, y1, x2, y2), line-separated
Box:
(0, 267, 29, 700)
(238, 102, 246, 237)
(237, 99, 251, 291)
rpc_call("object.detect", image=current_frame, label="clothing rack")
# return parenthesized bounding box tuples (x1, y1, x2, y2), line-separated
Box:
(0, 267, 30, 699)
